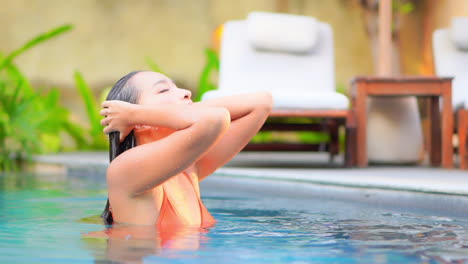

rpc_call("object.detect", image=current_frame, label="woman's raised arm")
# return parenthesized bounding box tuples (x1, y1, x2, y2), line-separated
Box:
(101, 100, 221, 141)
(194, 92, 273, 180)
(100, 101, 230, 197)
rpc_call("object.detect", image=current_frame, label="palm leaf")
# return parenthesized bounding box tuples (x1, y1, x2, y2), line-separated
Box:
(0, 24, 73, 71)
(5, 79, 23, 113)
(195, 48, 220, 101)
(74, 71, 101, 135)
(5, 62, 34, 95)
(62, 121, 87, 148)
(145, 57, 165, 74)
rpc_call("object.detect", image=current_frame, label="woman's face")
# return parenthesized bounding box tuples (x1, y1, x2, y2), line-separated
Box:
(134, 71, 192, 106)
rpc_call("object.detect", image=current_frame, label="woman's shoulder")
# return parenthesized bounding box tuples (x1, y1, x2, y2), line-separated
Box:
(106, 146, 148, 177)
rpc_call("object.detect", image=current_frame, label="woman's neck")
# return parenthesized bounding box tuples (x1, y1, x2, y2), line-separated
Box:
(134, 126, 174, 145)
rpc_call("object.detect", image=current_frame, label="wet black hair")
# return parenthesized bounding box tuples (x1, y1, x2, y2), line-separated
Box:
(101, 70, 142, 225)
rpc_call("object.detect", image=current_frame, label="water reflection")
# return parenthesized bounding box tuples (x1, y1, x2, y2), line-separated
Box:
(83, 224, 210, 263)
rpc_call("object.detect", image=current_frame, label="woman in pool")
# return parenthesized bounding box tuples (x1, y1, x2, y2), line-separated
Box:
(99, 71, 272, 227)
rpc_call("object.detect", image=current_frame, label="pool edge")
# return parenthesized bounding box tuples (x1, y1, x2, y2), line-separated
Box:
(204, 174, 468, 219)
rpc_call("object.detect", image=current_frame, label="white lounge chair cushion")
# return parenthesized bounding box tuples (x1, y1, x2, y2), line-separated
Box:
(433, 21, 468, 108)
(219, 20, 336, 95)
(247, 12, 319, 54)
(451, 17, 468, 51)
(202, 90, 349, 110)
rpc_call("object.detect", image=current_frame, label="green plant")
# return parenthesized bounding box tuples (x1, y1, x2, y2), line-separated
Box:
(0, 25, 73, 71)
(195, 48, 219, 102)
(0, 61, 85, 170)
(145, 57, 165, 74)
(0, 24, 83, 170)
(392, 0, 415, 15)
(73, 71, 108, 150)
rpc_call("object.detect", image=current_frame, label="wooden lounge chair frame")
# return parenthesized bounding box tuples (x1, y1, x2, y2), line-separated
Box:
(243, 109, 356, 167)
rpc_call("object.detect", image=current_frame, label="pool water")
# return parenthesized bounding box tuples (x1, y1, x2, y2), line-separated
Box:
(1, 172, 468, 263)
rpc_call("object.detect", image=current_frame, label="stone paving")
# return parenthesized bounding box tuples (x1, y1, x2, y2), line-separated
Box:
(32, 151, 468, 217)
(33, 151, 468, 195)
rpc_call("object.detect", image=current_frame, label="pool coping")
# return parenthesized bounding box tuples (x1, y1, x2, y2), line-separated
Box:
(213, 167, 468, 197)
(202, 174, 468, 219)
(31, 152, 468, 217)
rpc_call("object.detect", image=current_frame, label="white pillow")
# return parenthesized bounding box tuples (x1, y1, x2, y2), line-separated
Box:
(247, 11, 319, 54)
(451, 17, 468, 51)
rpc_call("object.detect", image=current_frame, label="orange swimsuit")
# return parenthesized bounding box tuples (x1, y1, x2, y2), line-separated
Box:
(155, 172, 216, 247)
(108, 172, 215, 228)
(102, 172, 214, 249)
(156, 172, 216, 229)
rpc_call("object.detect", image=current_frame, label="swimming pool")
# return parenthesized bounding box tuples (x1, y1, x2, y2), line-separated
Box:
(1, 172, 468, 263)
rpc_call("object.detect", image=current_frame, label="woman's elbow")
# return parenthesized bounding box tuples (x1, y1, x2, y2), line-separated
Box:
(256, 92, 273, 114)
(202, 107, 231, 136)
(213, 107, 231, 133)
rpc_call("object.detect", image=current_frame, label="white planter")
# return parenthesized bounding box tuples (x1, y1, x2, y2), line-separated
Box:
(367, 96, 424, 163)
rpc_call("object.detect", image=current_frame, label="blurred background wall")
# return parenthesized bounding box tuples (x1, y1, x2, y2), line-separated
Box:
(1, 0, 467, 124)
(0, 0, 372, 120)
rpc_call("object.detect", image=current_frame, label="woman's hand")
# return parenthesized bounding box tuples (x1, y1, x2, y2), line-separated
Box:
(100, 100, 138, 142)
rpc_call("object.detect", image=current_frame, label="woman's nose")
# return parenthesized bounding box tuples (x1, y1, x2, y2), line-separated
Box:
(183, 89, 192, 100)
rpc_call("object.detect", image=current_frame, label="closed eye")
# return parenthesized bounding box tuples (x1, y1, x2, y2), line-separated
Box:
(153, 80, 171, 93)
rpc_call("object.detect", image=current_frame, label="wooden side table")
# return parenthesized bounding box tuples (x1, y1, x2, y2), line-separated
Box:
(351, 76, 454, 168)
(458, 109, 468, 169)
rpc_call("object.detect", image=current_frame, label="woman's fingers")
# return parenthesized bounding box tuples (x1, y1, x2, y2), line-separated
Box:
(103, 125, 115, 135)
(101, 100, 113, 108)
(100, 108, 108, 117)
(100, 117, 110, 126)
(100, 101, 115, 131)
(100, 100, 135, 137)
(100, 112, 130, 136)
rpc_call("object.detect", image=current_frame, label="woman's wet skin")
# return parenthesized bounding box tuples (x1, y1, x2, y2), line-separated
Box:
(98, 71, 273, 226)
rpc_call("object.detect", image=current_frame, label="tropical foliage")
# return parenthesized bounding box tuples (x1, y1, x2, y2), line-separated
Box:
(73, 71, 108, 150)
(0, 25, 86, 170)
(195, 48, 220, 102)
